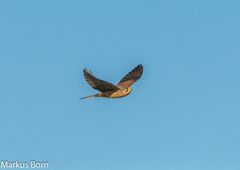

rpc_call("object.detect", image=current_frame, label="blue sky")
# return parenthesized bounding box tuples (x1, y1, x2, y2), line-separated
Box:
(0, 0, 240, 170)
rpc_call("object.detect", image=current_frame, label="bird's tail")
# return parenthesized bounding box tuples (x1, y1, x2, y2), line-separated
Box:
(79, 93, 99, 99)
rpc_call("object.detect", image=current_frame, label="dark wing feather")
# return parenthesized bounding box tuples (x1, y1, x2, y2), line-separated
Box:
(118, 64, 143, 87)
(83, 68, 120, 92)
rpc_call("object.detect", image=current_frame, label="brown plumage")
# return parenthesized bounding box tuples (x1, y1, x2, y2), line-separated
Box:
(80, 64, 143, 99)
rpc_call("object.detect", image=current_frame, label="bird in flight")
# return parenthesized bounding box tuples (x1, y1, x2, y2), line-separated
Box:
(80, 64, 143, 99)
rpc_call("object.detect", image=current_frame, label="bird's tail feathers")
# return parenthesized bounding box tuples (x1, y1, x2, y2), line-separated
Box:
(79, 93, 99, 99)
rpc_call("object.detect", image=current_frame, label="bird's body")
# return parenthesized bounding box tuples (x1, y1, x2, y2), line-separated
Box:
(101, 86, 132, 98)
(80, 64, 143, 99)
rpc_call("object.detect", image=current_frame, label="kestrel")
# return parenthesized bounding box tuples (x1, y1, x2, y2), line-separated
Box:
(80, 64, 143, 99)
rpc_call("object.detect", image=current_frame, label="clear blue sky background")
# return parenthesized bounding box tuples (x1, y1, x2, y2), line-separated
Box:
(0, 0, 240, 170)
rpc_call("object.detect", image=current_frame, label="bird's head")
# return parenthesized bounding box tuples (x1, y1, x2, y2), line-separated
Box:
(124, 87, 132, 94)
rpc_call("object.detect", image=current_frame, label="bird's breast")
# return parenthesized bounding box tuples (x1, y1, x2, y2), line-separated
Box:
(109, 88, 131, 98)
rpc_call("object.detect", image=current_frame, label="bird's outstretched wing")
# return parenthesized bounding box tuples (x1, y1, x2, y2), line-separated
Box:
(83, 68, 120, 92)
(118, 64, 143, 88)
